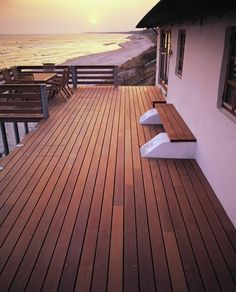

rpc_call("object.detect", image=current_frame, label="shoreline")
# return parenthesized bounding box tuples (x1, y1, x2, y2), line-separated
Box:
(61, 33, 154, 66)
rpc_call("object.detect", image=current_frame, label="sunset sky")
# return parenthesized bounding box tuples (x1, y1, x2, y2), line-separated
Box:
(0, 0, 158, 34)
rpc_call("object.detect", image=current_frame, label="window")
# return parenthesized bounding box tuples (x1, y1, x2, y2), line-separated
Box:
(159, 29, 171, 91)
(222, 27, 236, 116)
(176, 30, 186, 76)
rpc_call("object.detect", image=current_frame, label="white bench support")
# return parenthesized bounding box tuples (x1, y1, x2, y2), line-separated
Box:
(140, 133, 196, 159)
(140, 109, 161, 125)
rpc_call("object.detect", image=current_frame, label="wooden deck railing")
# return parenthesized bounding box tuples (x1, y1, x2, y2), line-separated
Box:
(16, 65, 119, 87)
(0, 64, 118, 156)
(0, 84, 48, 121)
(0, 84, 48, 156)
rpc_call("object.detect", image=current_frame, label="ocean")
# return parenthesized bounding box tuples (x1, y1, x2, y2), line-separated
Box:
(0, 33, 131, 68)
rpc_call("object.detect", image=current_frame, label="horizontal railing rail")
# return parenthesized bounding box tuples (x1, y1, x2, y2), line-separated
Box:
(0, 83, 48, 122)
(17, 65, 119, 87)
(0, 83, 48, 157)
(0, 121, 30, 157)
(132, 72, 156, 86)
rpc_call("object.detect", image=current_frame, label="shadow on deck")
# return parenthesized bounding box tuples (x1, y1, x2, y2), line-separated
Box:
(0, 86, 235, 291)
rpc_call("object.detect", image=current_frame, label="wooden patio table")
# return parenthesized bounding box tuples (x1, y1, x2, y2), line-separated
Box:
(33, 72, 57, 83)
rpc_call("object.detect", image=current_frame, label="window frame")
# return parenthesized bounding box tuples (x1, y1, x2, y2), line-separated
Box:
(176, 29, 186, 77)
(159, 29, 171, 91)
(222, 27, 236, 117)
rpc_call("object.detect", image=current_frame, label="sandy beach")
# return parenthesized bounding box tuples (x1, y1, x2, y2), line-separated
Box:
(0, 33, 154, 156)
(62, 33, 153, 66)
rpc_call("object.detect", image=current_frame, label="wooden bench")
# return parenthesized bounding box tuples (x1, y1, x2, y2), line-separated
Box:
(152, 88, 166, 105)
(140, 103, 196, 158)
(155, 103, 196, 142)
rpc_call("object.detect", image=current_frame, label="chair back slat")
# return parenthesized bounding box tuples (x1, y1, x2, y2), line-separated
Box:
(43, 63, 55, 72)
(1, 68, 13, 83)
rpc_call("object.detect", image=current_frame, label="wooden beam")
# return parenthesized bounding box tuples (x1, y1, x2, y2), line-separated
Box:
(24, 122, 29, 134)
(40, 84, 49, 118)
(113, 66, 119, 87)
(71, 66, 78, 89)
(0, 122, 9, 155)
(13, 122, 20, 144)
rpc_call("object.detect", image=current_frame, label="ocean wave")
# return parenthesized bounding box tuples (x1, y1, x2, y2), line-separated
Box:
(104, 42, 116, 46)
(0, 33, 130, 68)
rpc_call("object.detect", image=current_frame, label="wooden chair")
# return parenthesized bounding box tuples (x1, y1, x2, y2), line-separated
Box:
(10, 66, 34, 82)
(63, 67, 73, 95)
(43, 63, 55, 72)
(49, 67, 72, 101)
(1, 68, 20, 97)
(1, 68, 15, 83)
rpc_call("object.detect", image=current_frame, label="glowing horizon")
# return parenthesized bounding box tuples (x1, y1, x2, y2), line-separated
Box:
(0, 0, 158, 34)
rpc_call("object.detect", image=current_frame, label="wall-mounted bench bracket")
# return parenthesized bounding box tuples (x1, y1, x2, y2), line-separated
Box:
(140, 133, 196, 159)
(140, 108, 161, 125)
(140, 104, 197, 159)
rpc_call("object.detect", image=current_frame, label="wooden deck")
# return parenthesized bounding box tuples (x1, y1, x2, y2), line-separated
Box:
(0, 86, 235, 291)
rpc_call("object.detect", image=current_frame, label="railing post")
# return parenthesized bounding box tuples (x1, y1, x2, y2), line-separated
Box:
(13, 122, 20, 144)
(71, 66, 77, 89)
(0, 122, 9, 156)
(40, 84, 49, 118)
(24, 122, 29, 134)
(113, 65, 119, 87)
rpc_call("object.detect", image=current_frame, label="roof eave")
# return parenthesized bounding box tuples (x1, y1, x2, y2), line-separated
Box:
(136, 1, 236, 29)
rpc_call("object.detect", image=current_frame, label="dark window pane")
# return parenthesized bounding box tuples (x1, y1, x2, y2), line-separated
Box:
(160, 30, 171, 88)
(176, 30, 186, 76)
(222, 27, 236, 116)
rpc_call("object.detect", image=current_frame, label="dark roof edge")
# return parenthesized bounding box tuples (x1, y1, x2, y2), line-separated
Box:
(136, 0, 236, 28)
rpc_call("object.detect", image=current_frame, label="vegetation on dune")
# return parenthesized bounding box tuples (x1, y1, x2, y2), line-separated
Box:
(119, 30, 157, 85)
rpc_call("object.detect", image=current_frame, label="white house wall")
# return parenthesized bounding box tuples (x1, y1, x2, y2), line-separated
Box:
(156, 15, 236, 226)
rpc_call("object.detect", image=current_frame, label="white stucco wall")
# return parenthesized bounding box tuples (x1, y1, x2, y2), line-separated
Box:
(156, 14, 236, 226)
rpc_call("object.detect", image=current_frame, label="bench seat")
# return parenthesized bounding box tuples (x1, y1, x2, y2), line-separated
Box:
(140, 103, 197, 158)
(152, 88, 166, 105)
(155, 104, 196, 142)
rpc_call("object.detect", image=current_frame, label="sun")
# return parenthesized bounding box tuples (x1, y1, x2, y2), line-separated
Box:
(91, 18, 98, 25)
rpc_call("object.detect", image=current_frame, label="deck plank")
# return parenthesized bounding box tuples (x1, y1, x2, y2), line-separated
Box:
(134, 87, 172, 291)
(75, 88, 118, 292)
(183, 160, 236, 290)
(91, 88, 121, 292)
(133, 87, 157, 292)
(136, 87, 188, 291)
(40, 86, 111, 291)
(123, 87, 139, 292)
(191, 160, 236, 250)
(107, 87, 125, 292)
(1, 87, 105, 290)
(0, 86, 235, 292)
